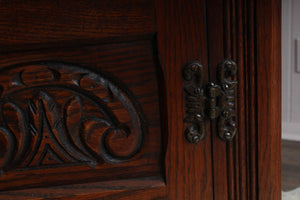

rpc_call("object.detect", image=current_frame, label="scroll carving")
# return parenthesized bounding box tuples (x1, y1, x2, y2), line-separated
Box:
(0, 62, 145, 174)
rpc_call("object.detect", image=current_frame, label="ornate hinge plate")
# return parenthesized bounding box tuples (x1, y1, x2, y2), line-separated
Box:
(183, 60, 237, 143)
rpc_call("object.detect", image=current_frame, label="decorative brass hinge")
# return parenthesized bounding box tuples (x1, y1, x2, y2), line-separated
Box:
(183, 60, 237, 143)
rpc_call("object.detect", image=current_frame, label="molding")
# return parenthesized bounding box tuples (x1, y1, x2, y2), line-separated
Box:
(256, 0, 282, 199)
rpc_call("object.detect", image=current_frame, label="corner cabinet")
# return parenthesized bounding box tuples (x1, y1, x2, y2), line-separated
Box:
(0, 0, 281, 199)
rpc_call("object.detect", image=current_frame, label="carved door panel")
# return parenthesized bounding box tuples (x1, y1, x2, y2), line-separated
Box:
(0, 0, 282, 200)
(0, 0, 213, 199)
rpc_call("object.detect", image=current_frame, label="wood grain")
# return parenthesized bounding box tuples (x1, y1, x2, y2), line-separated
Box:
(0, 0, 282, 199)
(206, 0, 229, 199)
(0, 0, 156, 52)
(0, 39, 164, 192)
(256, 0, 282, 199)
(156, 0, 213, 199)
(229, 1, 259, 199)
(230, 1, 258, 200)
(206, 1, 267, 200)
(0, 176, 166, 200)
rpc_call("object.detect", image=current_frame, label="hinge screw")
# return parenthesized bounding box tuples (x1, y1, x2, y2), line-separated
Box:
(194, 87, 201, 95)
(194, 113, 203, 121)
(191, 64, 199, 72)
(224, 132, 232, 140)
(192, 135, 200, 143)
(230, 121, 236, 127)
(226, 61, 232, 66)
(222, 110, 229, 118)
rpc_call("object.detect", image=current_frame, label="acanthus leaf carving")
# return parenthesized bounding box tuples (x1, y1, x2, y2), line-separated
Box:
(0, 61, 145, 173)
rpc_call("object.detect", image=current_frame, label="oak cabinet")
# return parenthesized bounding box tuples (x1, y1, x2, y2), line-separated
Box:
(0, 0, 281, 199)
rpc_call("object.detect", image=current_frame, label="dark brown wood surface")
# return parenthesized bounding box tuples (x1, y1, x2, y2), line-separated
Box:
(205, 1, 281, 199)
(205, 1, 259, 200)
(0, 176, 166, 200)
(0, 0, 282, 199)
(0, 39, 164, 191)
(206, 1, 230, 199)
(0, 0, 215, 199)
(155, 0, 213, 199)
(0, 0, 168, 199)
(256, 0, 282, 199)
(0, 0, 156, 52)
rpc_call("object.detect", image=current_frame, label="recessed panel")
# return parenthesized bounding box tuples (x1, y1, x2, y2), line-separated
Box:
(0, 38, 163, 191)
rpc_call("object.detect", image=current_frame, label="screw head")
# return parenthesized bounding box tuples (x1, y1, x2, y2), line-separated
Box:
(226, 61, 232, 66)
(224, 132, 232, 140)
(194, 87, 201, 95)
(192, 135, 200, 143)
(222, 110, 229, 118)
(194, 113, 203, 121)
(191, 64, 199, 72)
(230, 121, 236, 127)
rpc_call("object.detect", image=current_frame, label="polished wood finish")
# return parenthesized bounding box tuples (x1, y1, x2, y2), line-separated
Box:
(0, 40, 163, 191)
(156, 0, 213, 199)
(0, 0, 282, 199)
(256, 0, 282, 199)
(0, 176, 166, 200)
(0, 1, 167, 199)
(0, 0, 156, 52)
(206, 1, 259, 200)
(206, 1, 230, 199)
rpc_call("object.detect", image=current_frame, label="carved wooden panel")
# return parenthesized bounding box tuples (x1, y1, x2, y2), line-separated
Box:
(0, 39, 163, 191)
(0, 61, 144, 172)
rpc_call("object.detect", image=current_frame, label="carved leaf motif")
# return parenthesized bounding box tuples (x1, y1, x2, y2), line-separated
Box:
(0, 62, 145, 173)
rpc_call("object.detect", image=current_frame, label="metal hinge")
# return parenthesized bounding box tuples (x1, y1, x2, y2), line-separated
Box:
(183, 60, 237, 143)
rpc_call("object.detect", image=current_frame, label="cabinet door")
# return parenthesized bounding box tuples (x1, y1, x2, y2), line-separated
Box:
(0, 0, 281, 199)
(205, 1, 281, 200)
(0, 0, 213, 199)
